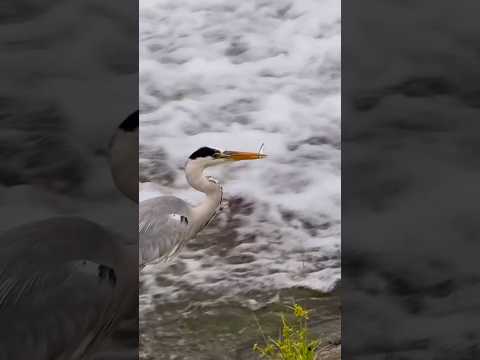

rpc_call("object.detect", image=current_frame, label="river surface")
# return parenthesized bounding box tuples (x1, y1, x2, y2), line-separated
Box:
(140, 0, 340, 358)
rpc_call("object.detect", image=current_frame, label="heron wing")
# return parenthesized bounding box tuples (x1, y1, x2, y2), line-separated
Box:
(139, 196, 192, 266)
(0, 218, 127, 360)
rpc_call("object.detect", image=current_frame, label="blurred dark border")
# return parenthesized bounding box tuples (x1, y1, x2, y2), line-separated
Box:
(0, 0, 138, 358)
(343, 1, 480, 359)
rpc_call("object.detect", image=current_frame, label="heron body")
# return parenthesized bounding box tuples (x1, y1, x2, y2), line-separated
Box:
(0, 217, 137, 360)
(0, 111, 139, 359)
(139, 187, 222, 265)
(139, 146, 265, 267)
(139, 196, 193, 265)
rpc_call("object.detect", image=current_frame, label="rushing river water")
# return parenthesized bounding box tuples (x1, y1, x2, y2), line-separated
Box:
(140, 0, 340, 358)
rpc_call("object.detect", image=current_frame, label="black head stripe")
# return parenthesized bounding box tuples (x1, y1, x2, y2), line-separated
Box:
(119, 110, 139, 132)
(189, 147, 220, 160)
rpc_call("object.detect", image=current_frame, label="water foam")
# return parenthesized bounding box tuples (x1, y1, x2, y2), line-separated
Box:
(140, 0, 340, 306)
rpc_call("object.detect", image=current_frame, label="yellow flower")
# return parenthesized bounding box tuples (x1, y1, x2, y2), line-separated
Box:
(292, 304, 310, 319)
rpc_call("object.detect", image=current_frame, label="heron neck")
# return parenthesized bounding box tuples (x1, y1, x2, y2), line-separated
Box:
(185, 163, 222, 232)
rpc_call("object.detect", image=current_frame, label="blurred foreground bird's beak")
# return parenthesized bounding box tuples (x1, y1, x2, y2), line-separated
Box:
(222, 151, 267, 161)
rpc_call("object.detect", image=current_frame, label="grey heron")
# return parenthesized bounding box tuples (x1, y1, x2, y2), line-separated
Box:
(139, 146, 267, 267)
(0, 111, 139, 360)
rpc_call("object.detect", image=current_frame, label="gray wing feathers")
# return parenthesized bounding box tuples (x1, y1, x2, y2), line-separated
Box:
(139, 196, 192, 266)
(0, 218, 127, 360)
(0, 260, 118, 360)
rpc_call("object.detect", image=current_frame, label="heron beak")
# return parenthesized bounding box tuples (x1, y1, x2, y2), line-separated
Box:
(221, 150, 267, 161)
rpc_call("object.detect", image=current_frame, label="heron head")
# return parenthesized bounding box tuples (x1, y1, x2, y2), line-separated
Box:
(109, 110, 139, 203)
(188, 146, 267, 168)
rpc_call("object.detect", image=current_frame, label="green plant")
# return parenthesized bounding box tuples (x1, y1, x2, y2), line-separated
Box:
(253, 304, 320, 360)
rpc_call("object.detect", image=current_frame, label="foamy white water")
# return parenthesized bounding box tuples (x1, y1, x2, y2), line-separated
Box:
(140, 0, 340, 306)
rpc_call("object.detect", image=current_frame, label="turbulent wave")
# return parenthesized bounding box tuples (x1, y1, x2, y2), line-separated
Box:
(140, 0, 341, 306)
